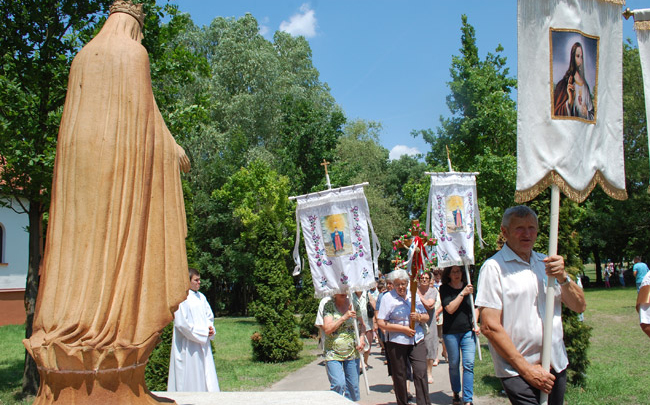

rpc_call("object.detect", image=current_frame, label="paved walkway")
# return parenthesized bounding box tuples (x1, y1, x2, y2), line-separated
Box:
(266, 341, 509, 405)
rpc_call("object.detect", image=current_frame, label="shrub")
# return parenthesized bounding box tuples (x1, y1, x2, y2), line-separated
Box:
(562, 272, 592, 387)
(144, 323, 173, 391)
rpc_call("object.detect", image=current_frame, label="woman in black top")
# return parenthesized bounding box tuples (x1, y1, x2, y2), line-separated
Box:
(440, 266, 480, 405)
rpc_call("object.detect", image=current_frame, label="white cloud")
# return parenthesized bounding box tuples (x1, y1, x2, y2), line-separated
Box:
(279, 4, 317, 38)
(258, 17, 270, 37)
(389, 145, 421, 160)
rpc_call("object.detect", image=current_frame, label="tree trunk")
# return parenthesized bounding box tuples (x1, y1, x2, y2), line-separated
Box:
(22, 202, 43, 396)
(593, 248, 602, 286)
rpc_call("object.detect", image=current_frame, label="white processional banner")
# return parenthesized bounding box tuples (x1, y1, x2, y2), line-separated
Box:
(426, 173, 482, 268)
(292, 187, 380, 297)
(634, 9, 650, 190)
(516, 0, 627, 203)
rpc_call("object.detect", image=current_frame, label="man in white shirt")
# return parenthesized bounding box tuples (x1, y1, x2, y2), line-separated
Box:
(168, 268, 220, 392)
(475, 206, 585, 405)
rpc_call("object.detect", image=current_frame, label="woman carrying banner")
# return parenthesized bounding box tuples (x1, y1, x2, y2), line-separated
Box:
(440, 266, 480, 405)
(322, 294, 365, 401)
(377, 270, 431, 405)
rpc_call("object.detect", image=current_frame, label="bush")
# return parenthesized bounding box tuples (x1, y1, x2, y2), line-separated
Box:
(144, 323, 173, 391)
(562, 273, 592, 387)
(297, 266, 320, 338)
(251, 316, 303, 363)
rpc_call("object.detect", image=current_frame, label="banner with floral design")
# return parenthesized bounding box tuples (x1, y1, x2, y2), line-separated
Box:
(292, 187, 380, 297)
(426, 172, 482, 267)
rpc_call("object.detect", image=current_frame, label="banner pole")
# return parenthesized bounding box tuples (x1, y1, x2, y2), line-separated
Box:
(540, 184, 560, 405)
(463, 263, 482, 361)
(349, 291, 370, 396)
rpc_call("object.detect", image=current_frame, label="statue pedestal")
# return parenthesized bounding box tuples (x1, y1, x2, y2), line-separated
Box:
(33, 363, 175, 405)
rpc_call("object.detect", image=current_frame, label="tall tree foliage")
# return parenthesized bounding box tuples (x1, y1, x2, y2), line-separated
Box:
(328, 120, 417, 273)
(0, 0, 112, 394)
(182, 15, 344, 313)
(414, 14, 518, 262)
(216, 160, 302, 362)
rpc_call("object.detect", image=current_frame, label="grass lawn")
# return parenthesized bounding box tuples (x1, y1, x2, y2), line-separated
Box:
(473, 286, 650, 405)
(0, 317, 318, 404)
(213, 317, 319, 391)
(0, 325, 31, 405)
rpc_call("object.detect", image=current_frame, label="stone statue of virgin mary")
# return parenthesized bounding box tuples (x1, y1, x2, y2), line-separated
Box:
(25, 1, 191, 403)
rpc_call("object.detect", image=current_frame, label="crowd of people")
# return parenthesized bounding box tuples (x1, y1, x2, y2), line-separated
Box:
(315, 205, 590, 405)
(166, 205, 647, 405)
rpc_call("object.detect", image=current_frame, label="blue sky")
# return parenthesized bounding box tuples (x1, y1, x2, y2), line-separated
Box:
(166, 1, 647, 161)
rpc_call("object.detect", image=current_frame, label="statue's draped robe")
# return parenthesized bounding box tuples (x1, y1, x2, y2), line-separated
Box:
(24, 13, 189, 401)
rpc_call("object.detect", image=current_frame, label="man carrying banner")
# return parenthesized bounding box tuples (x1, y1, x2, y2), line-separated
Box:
(475, 206, 585, 405)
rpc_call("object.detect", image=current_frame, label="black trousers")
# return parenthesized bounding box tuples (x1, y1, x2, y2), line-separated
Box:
(385, 340, 431, 405)
(500, 368, 567, 405)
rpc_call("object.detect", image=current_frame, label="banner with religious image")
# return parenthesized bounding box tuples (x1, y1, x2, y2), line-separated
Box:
(516, 0, 627, 203)
(426, 172, 482, 268)
(292, 187, 380, 297)
(633, 9, 650, 189)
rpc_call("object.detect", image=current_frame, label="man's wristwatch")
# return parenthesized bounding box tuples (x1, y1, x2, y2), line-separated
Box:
(559, 275, 572, 286)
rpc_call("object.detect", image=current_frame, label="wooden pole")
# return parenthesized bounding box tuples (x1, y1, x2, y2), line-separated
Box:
(348, 291, 370, 396)
(409, 246, 421, 329)
(540, 184, 560, 405)
(463, 263, 482, 361)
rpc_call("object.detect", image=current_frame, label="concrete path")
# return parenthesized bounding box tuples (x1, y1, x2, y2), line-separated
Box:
(266, 341, 509, 405)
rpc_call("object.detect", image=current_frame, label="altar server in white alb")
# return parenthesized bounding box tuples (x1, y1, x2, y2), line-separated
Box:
(168, 268, 220, 392)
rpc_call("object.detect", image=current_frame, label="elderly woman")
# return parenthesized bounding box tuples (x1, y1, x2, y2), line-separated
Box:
(440, 266, 480, 405)
(377, 270, 431, 405)
(322, 293, 366, 401)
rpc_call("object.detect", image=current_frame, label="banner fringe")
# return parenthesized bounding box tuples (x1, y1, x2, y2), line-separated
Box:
(312, 280, 378, 299)
(515, 170, 627, 203)
(635, 21, 650, 31)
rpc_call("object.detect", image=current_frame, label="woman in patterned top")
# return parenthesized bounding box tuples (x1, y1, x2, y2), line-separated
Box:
(322, 293, 366, 401)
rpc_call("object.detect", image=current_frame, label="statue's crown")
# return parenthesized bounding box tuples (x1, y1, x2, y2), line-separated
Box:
(109, 0, 145, 28)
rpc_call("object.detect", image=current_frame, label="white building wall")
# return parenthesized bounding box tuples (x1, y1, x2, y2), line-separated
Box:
(0, 197, 29, 290)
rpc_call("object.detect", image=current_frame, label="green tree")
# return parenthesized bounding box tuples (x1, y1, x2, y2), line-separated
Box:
(182, 15, 344, 313)
(328, 120, 412, 273)
(414, 14, 518, 262)
(215, 160, 302, 362)
(579, 41, 650, 278)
